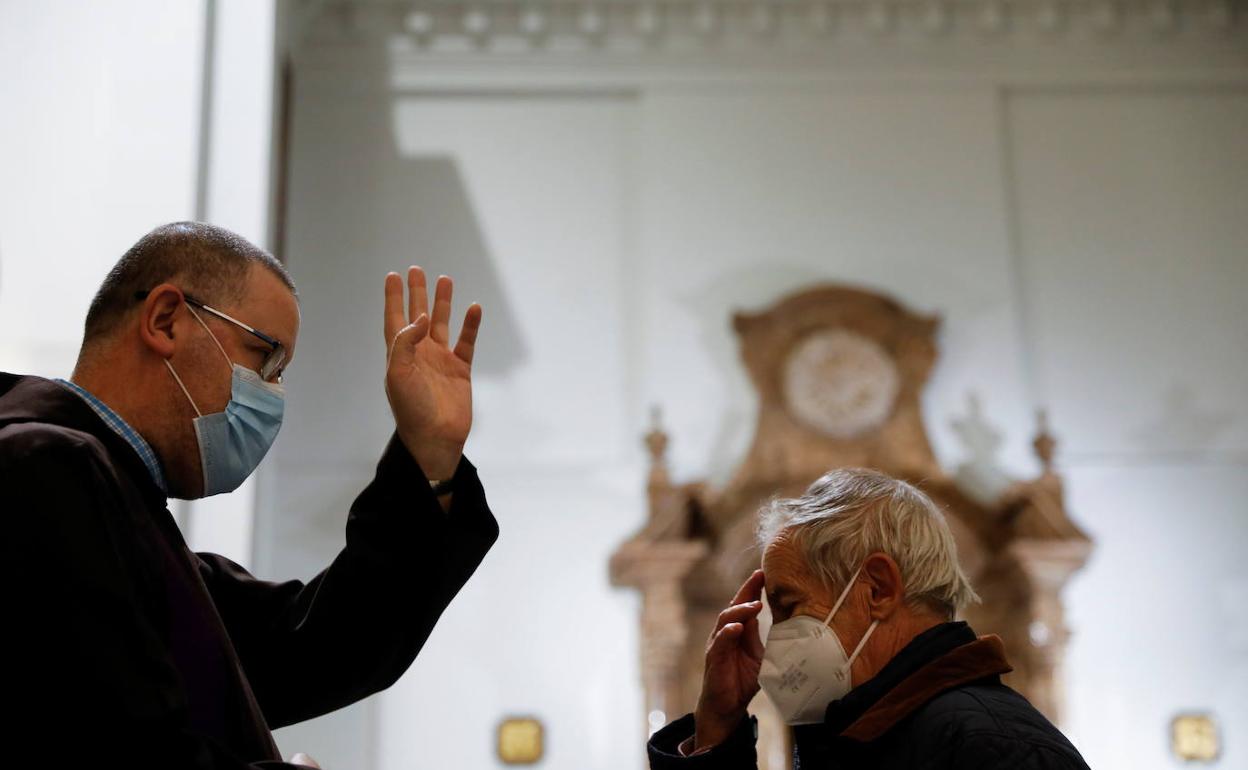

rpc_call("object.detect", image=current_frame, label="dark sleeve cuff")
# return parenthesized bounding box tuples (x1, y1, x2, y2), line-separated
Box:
(648, 713, 758, 770)
(370, 434, 485, 516)
(345, 434, 497, 570)
(374, 432, 471, 489)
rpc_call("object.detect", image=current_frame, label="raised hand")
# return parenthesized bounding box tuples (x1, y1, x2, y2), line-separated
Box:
(383, 266, 483, 481)
(693, 569, 766, 751)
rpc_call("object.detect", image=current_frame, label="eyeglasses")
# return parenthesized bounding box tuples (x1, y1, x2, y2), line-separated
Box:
(135, 290, 288, 381)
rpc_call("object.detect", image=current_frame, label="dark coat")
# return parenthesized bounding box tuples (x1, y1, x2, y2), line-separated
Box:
(0, 373, 499, 768)
(648, 622, 1091, 770)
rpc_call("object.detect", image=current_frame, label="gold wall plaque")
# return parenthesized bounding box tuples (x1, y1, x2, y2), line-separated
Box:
(1172, 713, 1219, 763)
(498, 717, 544, 765)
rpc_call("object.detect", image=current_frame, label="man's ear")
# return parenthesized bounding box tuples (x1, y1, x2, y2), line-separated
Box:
(862, 552, 905, 621)
(138, 283, 184, 359)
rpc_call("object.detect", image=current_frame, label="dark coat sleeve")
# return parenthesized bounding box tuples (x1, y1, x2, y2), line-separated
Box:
(648, 713, 760, 770)
(196, 434, 499, 729)
(0, 425, 309, 769)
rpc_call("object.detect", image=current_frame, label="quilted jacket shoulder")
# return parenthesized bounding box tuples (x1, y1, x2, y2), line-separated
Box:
(894, 682, 1091, 770)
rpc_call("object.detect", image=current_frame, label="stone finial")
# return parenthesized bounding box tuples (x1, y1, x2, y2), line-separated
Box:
(645, 405, 670, 489)
(1033, 408, 1057, 474)
(951, 392, 1012, 505)
(952, 392, 1003, 464)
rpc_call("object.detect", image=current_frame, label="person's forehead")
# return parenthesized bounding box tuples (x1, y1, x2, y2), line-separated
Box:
(762, 534, 808, 591)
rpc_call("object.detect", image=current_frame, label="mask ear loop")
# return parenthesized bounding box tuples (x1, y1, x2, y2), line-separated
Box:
(165, 359, 203, 418)
(846, 618, 880, 669)
(186, 304, 235, 372)
(820, 563, 881, 674)
(822, 564, 865, 626)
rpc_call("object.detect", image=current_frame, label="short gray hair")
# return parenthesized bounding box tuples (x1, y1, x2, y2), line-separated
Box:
(756, 468, 979, 619)
(82, 221, 295, 345)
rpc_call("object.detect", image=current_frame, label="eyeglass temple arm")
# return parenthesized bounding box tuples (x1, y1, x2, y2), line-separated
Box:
(135, 290, 279, 347)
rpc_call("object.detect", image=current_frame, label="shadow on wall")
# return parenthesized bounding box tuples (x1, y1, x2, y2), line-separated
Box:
(355, 152, 527, 377)
(266, 42, 531, 770)
(284, 38, 526, 387)
(278, 43, 531, 473)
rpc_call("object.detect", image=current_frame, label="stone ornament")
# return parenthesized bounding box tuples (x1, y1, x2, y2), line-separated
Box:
(611, 284, 1092, 769)
(782, 328, 901, 440)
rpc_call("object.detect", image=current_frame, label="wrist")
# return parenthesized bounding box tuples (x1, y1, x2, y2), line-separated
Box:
(397, 431, 463, 481)
(692, 708, 743, 752)
(429, 477, 456, 497)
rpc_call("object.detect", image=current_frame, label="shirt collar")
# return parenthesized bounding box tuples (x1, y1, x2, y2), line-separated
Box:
(54, 379, 168, 493)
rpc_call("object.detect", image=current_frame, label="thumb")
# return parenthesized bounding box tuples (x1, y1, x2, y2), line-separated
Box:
(388, 313, 430, 366)
(289, 753, 321, 768)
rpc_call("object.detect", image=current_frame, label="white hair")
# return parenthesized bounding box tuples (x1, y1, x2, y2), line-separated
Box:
(756, 468, 979, 619)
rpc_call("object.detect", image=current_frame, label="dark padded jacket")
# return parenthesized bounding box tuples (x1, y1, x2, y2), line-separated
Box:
(648, 622, 1090, 770)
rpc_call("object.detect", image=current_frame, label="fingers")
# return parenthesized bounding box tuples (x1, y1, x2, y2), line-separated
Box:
(383, 272, 406, 346)
(711, 600, 763, 644)
(430, 275, 453, 345)
(388, 269, 465, 352)
(730, 569, 766, 606)
(708, 570, 765, 654)
(387, 314, 431, 366)
(407, 266, 429, 324)
(707, 621, 745, 665)
(742, 613, 765, 660)
(453, 303, 483, 365)
(731, 570, 766, 660)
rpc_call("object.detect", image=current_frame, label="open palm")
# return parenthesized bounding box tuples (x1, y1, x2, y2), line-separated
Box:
(383, 267, 482, 481)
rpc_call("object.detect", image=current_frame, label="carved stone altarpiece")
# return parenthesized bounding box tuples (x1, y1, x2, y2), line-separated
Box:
(610, 285, 1092, 769)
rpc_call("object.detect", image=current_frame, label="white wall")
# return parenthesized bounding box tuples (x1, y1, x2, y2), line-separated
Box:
(1006, 86, 1248, 766)
(0, 0, 205, 376)
(270, 83, 647, 768)
(0, 0, 282, 568)
(275, 6, 1248, 770)
(182, 0, 281, 574)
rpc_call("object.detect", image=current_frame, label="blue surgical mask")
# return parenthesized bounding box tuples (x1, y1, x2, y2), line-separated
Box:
(165, 307, 285, 497)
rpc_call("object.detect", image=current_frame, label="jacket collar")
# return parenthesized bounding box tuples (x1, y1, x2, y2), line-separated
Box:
(840, 633, 1012, 741)
(800, 621, 1012, 746)
(0, 372, 169, 507)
